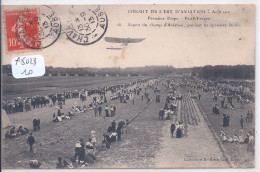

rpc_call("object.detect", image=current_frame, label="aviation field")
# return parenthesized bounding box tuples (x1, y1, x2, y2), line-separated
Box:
(2, 74, 254, 168)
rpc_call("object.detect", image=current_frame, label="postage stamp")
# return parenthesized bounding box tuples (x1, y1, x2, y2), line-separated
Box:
(16, 6, 61, 49)
(66, 6, 108, 45)
(5, 9, 39, 51)
(5, 6, 61, 51)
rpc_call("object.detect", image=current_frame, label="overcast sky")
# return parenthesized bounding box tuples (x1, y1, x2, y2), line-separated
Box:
(2, 4, 255, 68)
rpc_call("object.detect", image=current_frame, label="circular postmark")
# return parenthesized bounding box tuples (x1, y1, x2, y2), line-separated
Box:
(16, 6, 61, 49)
(66, 6, 108, 45)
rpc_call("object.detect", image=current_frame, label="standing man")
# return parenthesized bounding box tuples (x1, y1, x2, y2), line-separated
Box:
(113, 106, 117, 116)
(36, 118, 40, 131)
(247, 133, 255, 156)
(117, 124, 122, 141)
(111, 120, 116, 132)
(98, 105, 102, 116)
(74, 140, 81, 163)
(79, 139, 85, 163)
(110, 106, 114, 117)
(59, 101, 63, 109)
(94, 105, 98, 116)
(198, 92, 201, 100)
(27, 133, 35, 153)
(170, 123, 176, 138)
(221, 99, 225, 108)
(105, 105, 109, 117)
(33, 119, 37, 131)
(240, 115, 244, 129)
(226, 114, 230, 127)
(159, 108, 164, 120)
(246, 111, 250, 123)
(223, 114, 227, 127)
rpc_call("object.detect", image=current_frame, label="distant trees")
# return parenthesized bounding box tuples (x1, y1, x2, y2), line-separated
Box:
(192, 65, 255, 80)
(43, 65, 175, 76)
(2, 64, 255, 79)
(2, 65, 176, 76)
(2, 65, 12, 74)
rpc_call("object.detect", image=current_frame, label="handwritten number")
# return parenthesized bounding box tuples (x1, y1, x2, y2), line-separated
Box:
(15, 57, 36, 66)
(15, 57, 20, 65)
(21, 69, 33, 75)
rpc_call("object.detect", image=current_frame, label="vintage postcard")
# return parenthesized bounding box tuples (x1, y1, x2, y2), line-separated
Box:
(1, 4, 256, 169)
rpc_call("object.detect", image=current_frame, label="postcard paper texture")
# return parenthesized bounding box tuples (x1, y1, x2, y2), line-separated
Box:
(1, 4, 255, 169)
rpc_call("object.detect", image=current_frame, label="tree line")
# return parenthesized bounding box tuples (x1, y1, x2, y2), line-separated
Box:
(192, 65, 255, 80)
(2, 65, 176, 76)
(2, 64, 254, 79)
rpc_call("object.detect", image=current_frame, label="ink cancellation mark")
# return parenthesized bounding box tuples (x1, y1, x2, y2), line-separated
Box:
(15, 6, 61, 49)
(5, 9, 38, 51)
(66, 6, 108, 45)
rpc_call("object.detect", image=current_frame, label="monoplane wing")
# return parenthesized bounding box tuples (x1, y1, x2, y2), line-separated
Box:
(105, 37, 145, 44)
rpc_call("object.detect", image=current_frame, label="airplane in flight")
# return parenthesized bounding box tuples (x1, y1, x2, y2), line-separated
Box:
(105, 37, 145, 50)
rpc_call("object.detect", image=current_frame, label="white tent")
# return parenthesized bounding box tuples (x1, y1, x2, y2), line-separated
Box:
(2, 110, 12, 128)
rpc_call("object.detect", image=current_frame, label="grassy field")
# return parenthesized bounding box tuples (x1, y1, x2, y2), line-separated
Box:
(195, 89, 255, 168)
(1, 75, 255, 168)
(2, 77, 165, 168)
(2, 75, 150, 100)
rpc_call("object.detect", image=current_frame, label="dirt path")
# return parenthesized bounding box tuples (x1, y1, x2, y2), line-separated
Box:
(92, 82, 167, 168)
(154, 94, 230, 168)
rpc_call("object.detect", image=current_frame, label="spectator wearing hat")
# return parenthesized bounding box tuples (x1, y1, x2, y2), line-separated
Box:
(27, 133, 35, 153)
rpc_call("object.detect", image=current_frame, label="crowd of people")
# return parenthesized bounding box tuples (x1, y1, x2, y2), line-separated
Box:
(2, 79, 151, 115)
(54, 118, 130, 168)
(182, 77, 254, 104)
(52, 79, 161, 168)
(5, 126, 29, 139)
(220, 129, 255, 155)
(159, 82, 180, 120)
(170, 122, 184, 138)
(64, 79, 163, 168)
(4, 78, 158, 169)
(3, 75, 255, 168)
(180, 76, 255, 156)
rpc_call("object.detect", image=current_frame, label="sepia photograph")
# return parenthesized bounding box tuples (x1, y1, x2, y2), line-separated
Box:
(1, 3, 256, 169)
